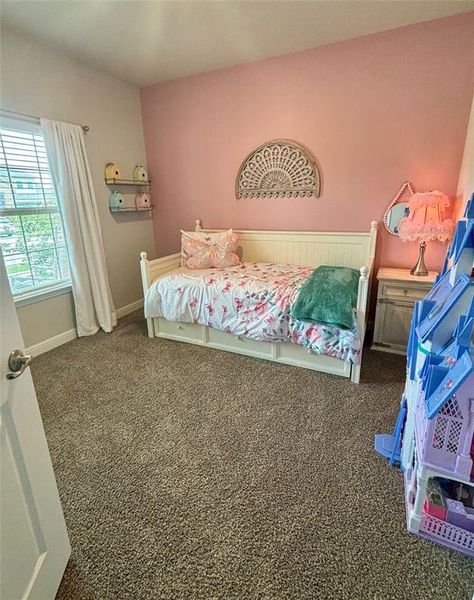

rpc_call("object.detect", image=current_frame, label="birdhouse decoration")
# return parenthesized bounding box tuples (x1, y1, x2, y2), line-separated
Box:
(108, 191, 125, 211)
(135, 191, 151, 210)
(133, 165, 148, 182)
(105, 162, 121, 181)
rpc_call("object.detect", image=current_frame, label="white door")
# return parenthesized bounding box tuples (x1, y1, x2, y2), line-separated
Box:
(0, 255, 70, 599)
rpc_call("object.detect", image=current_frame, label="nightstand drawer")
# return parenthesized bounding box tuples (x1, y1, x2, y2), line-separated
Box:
(373, 267, 438, 355)
(380, 282, 430, 303)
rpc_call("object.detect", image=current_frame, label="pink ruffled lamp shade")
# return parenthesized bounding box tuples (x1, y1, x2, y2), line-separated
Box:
(397, 191, 454, 276)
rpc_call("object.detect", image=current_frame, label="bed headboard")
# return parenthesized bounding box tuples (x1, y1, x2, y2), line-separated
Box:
(189, 219, 378, 270)
(140, 219, 378, 291)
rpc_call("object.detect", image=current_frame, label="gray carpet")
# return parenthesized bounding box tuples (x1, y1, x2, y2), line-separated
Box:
(31, 312, 474, 600)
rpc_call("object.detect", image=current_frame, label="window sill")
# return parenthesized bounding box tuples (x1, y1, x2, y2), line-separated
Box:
(14, 282, 72, 308)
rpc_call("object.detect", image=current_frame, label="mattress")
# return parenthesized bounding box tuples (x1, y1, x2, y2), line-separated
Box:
(144, 262, 361, 364)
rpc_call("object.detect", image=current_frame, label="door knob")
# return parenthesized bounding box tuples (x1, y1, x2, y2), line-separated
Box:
(6, 349, 33, 380)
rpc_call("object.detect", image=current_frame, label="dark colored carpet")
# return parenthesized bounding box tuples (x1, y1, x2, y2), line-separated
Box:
(32, 312, 474, 600)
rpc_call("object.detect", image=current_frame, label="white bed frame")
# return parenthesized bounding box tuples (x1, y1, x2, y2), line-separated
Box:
(140, 220, 378, 383)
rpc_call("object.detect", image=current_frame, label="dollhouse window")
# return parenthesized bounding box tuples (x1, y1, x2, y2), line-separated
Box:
(432, 395, 463, 454)
(440, 396, 462, 418)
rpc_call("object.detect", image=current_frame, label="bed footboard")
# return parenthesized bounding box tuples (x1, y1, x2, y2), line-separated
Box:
(351, 260, 374, 383)
(351, 221, 378, 383)
(140, 251, 181, 337)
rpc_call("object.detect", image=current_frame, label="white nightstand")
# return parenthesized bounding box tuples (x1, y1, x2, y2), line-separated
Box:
(372, 267, 438, 355)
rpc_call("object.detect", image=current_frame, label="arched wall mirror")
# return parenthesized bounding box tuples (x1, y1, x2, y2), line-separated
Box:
(383, 182, 414, 236)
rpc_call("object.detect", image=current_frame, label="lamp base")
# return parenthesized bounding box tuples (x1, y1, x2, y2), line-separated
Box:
(410, 241, 429, 276)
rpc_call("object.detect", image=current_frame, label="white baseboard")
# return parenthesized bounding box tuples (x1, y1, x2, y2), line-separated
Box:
(116, 298, 144, 318)
(26, 298, 144, 356)
(26, 328, 77, 357)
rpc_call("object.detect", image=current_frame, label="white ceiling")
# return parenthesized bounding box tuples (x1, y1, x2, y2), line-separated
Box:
(2, 1, 473, 87)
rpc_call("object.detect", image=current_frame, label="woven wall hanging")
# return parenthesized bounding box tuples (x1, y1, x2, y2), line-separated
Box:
(235, 139, 321, 199)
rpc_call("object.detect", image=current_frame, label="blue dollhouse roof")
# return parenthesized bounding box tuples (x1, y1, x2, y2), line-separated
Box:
(423, 302, 474, 419)
(449, 220, 474, 264)
(416, 199, 474, 344)
(440, 194, 474, 278)
(423, 347, 473, 419)
(407, 195, 474, 382)
(407, 298, 434, 379)
(465, 194, 474, 219)
(416, 275, 473, 343)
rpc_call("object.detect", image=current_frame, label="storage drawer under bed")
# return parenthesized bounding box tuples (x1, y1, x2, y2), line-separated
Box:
(154, 318, 203, 343)
(207, 328, 272, 358)
(152, 317, 353, 379)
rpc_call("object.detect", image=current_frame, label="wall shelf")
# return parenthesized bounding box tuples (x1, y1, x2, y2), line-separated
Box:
(105, 178, 151, 186)
(109, 206, 152, 213)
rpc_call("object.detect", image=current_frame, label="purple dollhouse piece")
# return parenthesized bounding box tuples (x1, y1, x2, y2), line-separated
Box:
(416, 312, 474, 482)
(375, 194, 474, 558)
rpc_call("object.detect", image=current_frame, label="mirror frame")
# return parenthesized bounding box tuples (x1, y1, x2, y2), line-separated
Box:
(383, 181, 415, 236)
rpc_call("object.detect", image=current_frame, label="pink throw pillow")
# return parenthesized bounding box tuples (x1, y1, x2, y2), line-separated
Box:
(181, 230, 240, 269)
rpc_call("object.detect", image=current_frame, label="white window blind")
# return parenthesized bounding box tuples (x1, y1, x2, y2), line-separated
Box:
(0, 126, 70, 296)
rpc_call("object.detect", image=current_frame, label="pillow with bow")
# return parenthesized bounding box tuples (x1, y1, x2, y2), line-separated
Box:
(181, 229, 240, 269)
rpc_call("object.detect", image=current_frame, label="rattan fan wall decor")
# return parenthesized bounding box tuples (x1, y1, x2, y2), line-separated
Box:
(235, 139, 321, 199)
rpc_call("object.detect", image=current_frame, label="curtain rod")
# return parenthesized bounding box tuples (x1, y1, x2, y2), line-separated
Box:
(0, 109, 90, 132)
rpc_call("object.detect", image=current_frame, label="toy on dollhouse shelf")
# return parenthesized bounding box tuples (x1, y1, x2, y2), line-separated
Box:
(375, 194, 474, 558)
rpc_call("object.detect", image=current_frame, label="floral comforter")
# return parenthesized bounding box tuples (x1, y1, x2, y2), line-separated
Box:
(144, 262, 361, 364)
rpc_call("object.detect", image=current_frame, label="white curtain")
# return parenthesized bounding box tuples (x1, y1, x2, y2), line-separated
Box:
(41, 119, 116, 336)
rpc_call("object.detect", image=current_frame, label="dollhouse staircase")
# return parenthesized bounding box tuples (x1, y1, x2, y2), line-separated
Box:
(374, 397, 407, 466)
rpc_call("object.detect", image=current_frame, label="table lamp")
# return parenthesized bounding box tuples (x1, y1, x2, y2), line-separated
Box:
(397, 191, 454, 276)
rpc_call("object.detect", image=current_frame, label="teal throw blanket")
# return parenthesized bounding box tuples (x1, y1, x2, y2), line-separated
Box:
(291, 265, 360, 330)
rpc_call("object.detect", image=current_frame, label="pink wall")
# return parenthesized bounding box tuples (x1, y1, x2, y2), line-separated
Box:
(141, 14, 474, 272)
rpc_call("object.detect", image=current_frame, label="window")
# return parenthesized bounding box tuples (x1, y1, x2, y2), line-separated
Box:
(0, 126, 70, 298)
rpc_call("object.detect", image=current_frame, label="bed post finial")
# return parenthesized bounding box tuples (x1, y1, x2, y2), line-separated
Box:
(140, 251, 148, 260)
(359, 265, 369, 280)
(369, 221, 378, 258)
(195, 219, 202, 231)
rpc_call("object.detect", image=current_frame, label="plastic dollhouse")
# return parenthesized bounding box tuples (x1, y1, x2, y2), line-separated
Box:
(375, 195, 474, 558)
